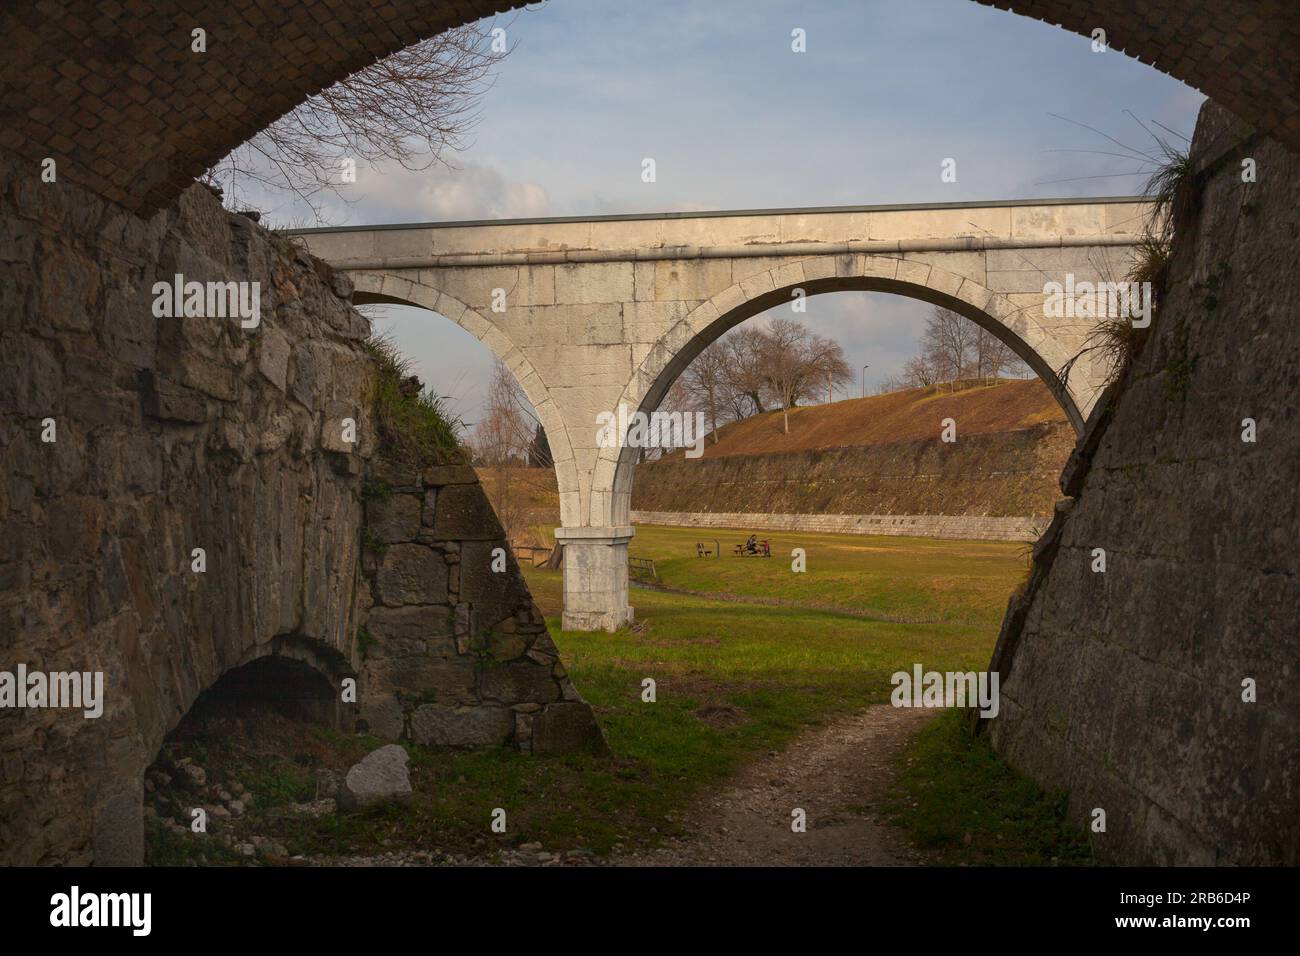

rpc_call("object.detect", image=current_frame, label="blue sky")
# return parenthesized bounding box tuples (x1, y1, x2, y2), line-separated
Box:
(289, 0, 1204, 425)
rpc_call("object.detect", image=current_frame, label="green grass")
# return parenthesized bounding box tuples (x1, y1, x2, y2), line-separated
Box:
(365, 334, 464, 466)
(161, 526, 1072, 865)
(536, 523, 1028, 626)
(883, 709, 1093, 866)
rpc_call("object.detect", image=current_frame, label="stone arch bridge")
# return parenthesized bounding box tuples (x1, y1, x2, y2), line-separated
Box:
(295, 195, 1152, 630)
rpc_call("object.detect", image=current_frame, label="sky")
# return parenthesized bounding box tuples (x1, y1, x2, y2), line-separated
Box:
(253, 0, 1204, 426)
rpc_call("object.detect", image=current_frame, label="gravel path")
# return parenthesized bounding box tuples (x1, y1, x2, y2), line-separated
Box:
(612, 704, 934, 867)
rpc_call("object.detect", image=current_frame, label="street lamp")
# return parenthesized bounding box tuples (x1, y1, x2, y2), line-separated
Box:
(862, 364, 870, 398)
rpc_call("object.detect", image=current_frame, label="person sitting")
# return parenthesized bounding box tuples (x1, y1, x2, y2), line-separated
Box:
(744, 533, 759, 555)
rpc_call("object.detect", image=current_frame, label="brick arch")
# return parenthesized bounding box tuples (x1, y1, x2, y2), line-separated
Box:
(597, 255, 1086, 530)
(0, 1, 1295, 214)
(348, 272, 583, 517)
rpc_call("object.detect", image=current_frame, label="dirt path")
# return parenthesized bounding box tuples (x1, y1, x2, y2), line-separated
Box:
(613, 704, 935, 867)
(290, 704, 936, 868)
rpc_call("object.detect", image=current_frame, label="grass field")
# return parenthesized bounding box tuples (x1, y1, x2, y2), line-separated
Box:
(593, 524, 1029, 624)
(149, 525, 1087, 865)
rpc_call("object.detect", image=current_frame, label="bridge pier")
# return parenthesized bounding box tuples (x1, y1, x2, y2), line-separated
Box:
(555, 526, 635, 632)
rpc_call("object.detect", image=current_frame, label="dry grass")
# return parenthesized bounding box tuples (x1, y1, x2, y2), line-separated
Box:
(660, 378, 1064, 461)
(365, 334, 465, 466)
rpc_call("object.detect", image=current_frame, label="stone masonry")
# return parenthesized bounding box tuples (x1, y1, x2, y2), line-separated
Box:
(630, 512, 1048, 543)
(298, 197, 1149, 629)
(0, 2, 1294, 214)
(356, 459, 604, 755)
(986, 102, 1300, 865)
(0, 150, 601, 867)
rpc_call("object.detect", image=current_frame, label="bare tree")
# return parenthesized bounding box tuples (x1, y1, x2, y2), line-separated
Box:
(921, 306, 977, 387)
(677, 340, 730, 445)
(758, 318, 852, 434)
(471, 360, 533, 465)
(208, 22, 509, 217)
(723, 326, 771, 417)
(470, 360, 539, 540)
(974, 328, 1025, 383)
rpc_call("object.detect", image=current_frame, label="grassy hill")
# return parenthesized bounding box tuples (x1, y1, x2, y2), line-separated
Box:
(477, 379, 1074, 531)
(670, 378, 1066, 460)
(635, 379, 1072, 519)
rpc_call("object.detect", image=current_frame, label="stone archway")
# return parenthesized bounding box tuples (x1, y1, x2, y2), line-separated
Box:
(0, 1, 1295, 215)
(599, 256, 1089, 532)
(348, 272, 585, 526)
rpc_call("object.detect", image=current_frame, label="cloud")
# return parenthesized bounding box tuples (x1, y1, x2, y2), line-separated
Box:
(321, 158, 552, 224)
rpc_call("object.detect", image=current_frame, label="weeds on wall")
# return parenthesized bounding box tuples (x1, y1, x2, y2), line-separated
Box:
(1057, 136, 1196, 395)
(365, 334, 465, 466)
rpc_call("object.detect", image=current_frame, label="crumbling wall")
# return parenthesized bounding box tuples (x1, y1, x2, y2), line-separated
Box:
(987, 102, 1300, 865)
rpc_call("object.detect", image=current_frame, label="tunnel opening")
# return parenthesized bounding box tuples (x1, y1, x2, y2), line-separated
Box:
(141, 652, 359, 865)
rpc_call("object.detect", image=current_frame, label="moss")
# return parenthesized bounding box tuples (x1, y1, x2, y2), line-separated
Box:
(357, 625, 378, 660)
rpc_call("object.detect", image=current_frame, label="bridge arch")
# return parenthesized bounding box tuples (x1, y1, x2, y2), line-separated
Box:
(349, 271, 583, 523)
(596, 254, 1085, 530)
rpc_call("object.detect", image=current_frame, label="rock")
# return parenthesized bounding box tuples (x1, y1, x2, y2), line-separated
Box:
(337, 744, 413, 810)
(409, 705, 513, 748)
(228, 800, 245, 817)
(530, 701, 609, 754)
(178, 763, 207, 789)
(238, 843, 256, 857)
(147, 770, 172, 790)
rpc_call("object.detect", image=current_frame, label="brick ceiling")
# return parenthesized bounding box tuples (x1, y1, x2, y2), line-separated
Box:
(0, 1, 1295, 214)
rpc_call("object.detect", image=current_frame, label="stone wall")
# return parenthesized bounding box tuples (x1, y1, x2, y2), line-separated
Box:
(0, 150, 601, 866)
(986, 102, 1300, 865)
(356, 461, 603, 755)
(631, 511, 1047, 543)
(0, 151, 374, 865)
(632, 424, 1073, 521)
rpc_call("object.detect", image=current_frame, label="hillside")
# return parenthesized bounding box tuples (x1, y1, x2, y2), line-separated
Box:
(637, 379, 1073, 525)
(668, 378, 1066, 460)
(477, 379, 1074, 539)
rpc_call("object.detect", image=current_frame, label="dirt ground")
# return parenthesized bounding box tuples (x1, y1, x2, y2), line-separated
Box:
(610, 704, 935, 867)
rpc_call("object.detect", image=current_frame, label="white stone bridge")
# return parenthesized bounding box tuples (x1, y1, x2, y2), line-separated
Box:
(293, 196, 1153, 630)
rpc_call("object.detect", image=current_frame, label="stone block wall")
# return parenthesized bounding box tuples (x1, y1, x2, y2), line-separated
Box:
(0, 151, 374, 865)
(986, 102, 1300, 865)
(0, 149, 601, 866)
(630, 511, 1048, 542)
(355, 461, 603, 755)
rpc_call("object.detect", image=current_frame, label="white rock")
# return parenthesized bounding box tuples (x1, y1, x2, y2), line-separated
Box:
(338, 744, 413, 810)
